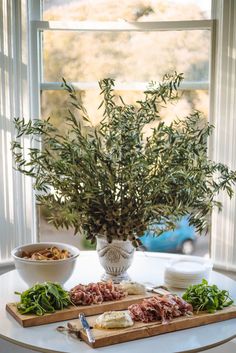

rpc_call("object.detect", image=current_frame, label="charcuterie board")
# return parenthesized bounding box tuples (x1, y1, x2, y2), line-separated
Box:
(68, 306, 236, 348)
(6, 293, 153, 327)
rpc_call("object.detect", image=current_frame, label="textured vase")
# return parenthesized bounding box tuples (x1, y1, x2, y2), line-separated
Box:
(96, 235, 135, 283)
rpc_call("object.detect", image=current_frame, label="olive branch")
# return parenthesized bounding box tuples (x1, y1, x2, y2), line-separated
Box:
(12, 73, 236, 246)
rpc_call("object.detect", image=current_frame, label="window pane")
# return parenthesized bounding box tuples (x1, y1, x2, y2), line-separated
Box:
(41, 89, 209, 128)
(43, 30, 210, 83)
(43, 0, 211, 21)
(39, 88, 209, 256)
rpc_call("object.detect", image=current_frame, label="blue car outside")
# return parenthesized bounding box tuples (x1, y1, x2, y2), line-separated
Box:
(140, 216, 196, 255)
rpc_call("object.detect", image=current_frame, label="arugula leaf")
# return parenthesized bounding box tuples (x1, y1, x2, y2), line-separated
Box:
(15, 282, 71, 316)
(182, 279, 234, 313)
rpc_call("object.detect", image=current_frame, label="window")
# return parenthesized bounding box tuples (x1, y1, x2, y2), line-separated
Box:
(1, 0, 236, 268)
(31, 0, 212, 255)
(43, 0, 211, 21)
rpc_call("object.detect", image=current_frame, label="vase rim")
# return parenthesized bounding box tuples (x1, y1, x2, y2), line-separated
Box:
(96, 234, 132, 243)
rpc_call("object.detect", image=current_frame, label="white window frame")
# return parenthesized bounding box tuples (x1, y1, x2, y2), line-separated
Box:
(209, 0, 236, 271)
(30, 1, 213, 246)
(0, 0, 39, 267)
(3, 0, 236, 270)
(30, 12, 213, 121)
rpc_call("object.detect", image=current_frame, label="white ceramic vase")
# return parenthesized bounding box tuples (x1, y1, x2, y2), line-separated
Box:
(96, 235, 135, 283)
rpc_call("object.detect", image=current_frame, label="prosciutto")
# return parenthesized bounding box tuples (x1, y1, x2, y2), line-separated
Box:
(128, 294, 193, 324)
(70, 281, 127, 305)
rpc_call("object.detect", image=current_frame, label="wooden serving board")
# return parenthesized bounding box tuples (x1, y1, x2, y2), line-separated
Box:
(68, 306, 236, 348)
(6, 293, 152, 327)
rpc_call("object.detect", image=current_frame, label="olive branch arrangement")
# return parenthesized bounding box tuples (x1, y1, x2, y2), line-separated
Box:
(12, 72, 236, 246)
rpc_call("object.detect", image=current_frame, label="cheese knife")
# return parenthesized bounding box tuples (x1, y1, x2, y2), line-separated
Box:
(79, 313, 95, 344)
(146, 285, 170, 296)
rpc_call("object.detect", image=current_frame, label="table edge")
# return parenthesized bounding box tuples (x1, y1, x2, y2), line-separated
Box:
(1, 330, 236, 353)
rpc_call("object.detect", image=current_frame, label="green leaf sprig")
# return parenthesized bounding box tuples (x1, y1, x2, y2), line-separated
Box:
(15, 282, 71, 316)
(182, 279, 234, 313)
(11, 72, 236, 246)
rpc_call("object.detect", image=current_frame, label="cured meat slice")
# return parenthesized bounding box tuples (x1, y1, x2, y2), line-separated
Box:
(70, 281, 127, 305)
(128, 294, 193, 324)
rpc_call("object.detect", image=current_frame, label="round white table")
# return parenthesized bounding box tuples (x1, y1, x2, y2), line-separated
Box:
(0, 251, 236, 353)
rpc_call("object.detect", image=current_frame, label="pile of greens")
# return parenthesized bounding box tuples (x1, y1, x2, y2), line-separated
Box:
(15, 282, 71, 316)
(182, 279, 234, 313)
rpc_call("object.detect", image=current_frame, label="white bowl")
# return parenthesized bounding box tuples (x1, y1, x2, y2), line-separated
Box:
(11, 242, 80, 287)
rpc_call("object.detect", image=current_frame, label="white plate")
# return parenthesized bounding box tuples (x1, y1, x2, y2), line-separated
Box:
(164, 257, 212, 289)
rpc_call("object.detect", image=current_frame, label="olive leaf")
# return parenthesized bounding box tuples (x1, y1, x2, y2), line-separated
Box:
(12, 73, 236, 246)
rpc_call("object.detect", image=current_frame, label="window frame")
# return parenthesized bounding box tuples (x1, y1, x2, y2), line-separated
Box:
(30, 1, 214, 249)
(3, 0, 236, 269)
(30, 15, 213, 120)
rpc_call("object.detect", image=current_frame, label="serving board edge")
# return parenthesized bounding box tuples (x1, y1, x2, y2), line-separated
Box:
(6, 293, 152, 327)
(77, 305, 236, 348)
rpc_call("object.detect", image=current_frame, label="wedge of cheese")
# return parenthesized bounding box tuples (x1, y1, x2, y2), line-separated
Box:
(120, 281, 146, 295)
(95, 311, 134, 329)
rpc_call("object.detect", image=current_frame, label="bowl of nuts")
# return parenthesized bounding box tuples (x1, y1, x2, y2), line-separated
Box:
(11, 242, 80, 286)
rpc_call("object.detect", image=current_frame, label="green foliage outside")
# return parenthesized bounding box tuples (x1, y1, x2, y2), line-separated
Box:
(42, 0, 210, 134)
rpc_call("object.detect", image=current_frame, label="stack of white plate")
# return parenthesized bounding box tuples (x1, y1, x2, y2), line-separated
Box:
(164, 256, 212, 289)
